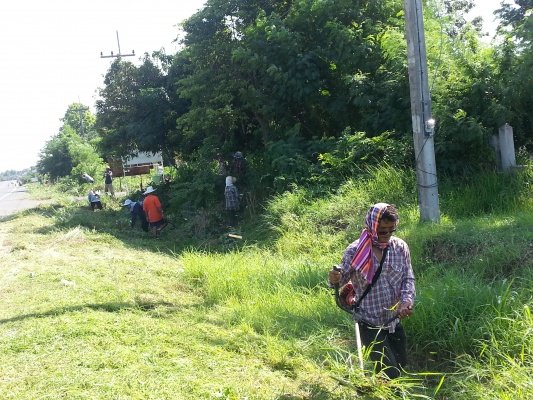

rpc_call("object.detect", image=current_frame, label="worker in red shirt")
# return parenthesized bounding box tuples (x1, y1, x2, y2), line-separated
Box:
(142, 186, 166, 237)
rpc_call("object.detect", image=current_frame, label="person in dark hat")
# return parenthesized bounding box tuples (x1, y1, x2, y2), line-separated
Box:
(230, 151, 246, 180)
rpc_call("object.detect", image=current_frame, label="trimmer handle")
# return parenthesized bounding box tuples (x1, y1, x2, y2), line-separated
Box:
(329, 266, 353, 314)
(328, 265, 342, 289)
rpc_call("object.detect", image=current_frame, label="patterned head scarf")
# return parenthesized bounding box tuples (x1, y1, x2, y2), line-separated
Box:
(349, 203, 392, 283)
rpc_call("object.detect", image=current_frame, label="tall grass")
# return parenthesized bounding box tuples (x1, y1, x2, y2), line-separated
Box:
(445, 299, 533, 399)
(2, 166, 532, 399)
(440, 167, 532, 217)
(181, 165, 532, 397)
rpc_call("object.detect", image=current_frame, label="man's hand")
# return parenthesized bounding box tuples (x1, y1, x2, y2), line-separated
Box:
(397, 301, 414, 318)
(328, 269, 341, 286)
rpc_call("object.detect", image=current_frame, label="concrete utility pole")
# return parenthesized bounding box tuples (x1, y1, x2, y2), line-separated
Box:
(71, 105, 89, 137)
(403, 0, 440, 222)
(100, 31, 135, 59)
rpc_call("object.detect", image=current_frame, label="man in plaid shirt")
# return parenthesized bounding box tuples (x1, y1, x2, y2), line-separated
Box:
(329, 203, 415, 379)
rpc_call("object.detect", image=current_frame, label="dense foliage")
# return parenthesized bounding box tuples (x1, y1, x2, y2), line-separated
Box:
(493, 0, 533, 151)
(0, 169, 25, 182)
(89, 1, 530, 206)
(36, 103, 104, 183)
(94, 54, 187, 165)
(33, 0, 531, 210)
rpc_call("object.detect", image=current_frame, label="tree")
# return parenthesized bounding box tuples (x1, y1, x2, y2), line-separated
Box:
(62, 103, 97, 141)
(93, 0, 530, 198)
(493, 0, 533, 151)
(95, 53, 185, 165)
(176, 0, 412, 172)
(37, 131, 74, 180)
(37, 106, 104, 180)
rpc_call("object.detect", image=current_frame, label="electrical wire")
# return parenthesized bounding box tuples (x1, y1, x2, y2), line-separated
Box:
(412, 0, 442, 192)
(414, 136, 439, 188)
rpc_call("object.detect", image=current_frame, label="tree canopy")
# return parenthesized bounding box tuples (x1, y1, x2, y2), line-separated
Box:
(37, 0, 531, 201)
(37, 103, 103, 181)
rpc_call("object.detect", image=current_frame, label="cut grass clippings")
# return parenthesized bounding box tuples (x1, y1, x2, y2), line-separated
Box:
(0, 205, 357, 400)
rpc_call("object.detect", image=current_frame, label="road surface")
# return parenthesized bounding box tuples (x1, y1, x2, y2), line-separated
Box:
(0, 181, 42, 218)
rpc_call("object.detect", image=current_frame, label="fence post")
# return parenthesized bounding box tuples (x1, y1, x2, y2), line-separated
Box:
(498, 123, 516, 171)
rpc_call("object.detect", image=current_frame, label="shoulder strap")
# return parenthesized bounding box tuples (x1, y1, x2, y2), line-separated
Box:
(354, 246, 389, 309)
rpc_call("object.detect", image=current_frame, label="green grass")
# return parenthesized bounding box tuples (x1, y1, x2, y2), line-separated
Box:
(1, 166, 532, 399)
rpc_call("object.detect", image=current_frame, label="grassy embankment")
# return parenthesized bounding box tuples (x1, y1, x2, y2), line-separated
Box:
(0, 166, 531, 399)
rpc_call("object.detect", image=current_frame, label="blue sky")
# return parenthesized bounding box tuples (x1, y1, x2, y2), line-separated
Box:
(0, 0, 504, 173)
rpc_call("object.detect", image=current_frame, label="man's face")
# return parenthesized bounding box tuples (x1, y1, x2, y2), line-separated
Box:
(377, 219, 396, 244)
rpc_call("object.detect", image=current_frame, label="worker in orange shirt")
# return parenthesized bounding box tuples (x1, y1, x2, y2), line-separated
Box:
(142, 186, 167, 237)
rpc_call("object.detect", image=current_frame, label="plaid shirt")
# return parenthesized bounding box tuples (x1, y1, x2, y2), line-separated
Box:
(224, 185, 240, 211)
(339, 236, 415, 327)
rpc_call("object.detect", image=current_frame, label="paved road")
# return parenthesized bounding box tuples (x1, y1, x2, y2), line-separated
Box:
(0, 181, 42, 217)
